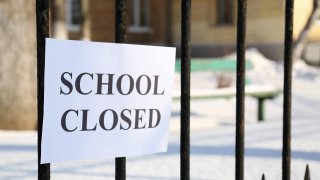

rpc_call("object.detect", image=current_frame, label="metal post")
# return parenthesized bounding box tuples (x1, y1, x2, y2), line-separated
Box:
(166, 0, 173, 46)
(115, 0, 127, 179)
(235, 0, 247, 180)
(36, 0, 50, 179)
(258, 98, 265, 122)
(282, 0, 294, 180)
(181, 0, 191, 179)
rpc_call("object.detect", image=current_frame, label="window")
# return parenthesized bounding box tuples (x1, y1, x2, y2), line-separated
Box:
(66, 0, 82, 31)
(128, 0, 151, 33)
(216, 0, 234, 26)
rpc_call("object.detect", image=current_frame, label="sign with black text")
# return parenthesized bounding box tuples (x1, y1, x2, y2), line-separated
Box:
(41, 38, 176, 163)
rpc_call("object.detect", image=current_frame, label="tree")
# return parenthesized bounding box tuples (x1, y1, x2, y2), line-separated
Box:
(0, 1, 37, 129)
(294, 0, 320, 60)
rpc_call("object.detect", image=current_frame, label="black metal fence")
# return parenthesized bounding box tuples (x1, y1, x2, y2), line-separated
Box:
(35, 0, 311, 179)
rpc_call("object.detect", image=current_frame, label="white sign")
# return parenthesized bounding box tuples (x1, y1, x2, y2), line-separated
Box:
(41, 38, 176, 164)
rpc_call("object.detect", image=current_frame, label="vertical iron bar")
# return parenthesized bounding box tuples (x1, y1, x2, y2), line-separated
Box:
(235, 0, 247, 180)
(115, 0, 127, 180)
(181, 0, 191, 179)
(115, 0, 127, 43)
(166, 0, 173, 46)
(282, 0, 294, 180)
(36, 0, 50, 179)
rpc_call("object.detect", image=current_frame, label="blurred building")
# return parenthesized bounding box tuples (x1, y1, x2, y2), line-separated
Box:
(52, 0, 320, 60)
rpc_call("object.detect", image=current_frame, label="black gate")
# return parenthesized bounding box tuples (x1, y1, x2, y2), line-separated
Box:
(36, 0, 307, 179)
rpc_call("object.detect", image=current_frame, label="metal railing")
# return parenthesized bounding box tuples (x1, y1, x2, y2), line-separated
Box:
(35, 0, 310, 179)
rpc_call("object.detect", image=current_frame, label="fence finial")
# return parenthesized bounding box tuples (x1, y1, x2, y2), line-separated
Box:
(304, 164, 310, 180)
(261, 173, 265, 180)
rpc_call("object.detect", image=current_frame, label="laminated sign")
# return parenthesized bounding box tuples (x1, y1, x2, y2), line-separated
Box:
(41, 38, 176, 163)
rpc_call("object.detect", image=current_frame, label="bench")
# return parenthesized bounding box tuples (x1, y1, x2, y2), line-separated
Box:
(173, 58, 281, 122)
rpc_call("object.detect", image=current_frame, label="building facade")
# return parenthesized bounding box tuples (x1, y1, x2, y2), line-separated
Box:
(51, 0, 320, 60)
